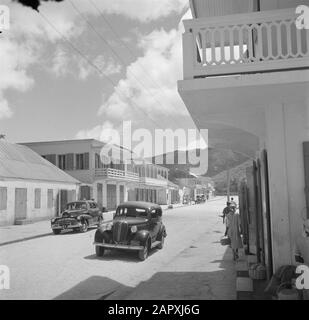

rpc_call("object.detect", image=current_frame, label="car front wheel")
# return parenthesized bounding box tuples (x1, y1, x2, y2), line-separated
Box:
(138, 241, 149, 261)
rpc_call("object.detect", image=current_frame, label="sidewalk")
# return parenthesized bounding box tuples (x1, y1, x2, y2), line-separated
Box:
(0, 202, 187, 247)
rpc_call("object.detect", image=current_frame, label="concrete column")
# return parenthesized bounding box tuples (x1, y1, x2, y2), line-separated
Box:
(182, 31, 195, 80)
(265, 103, 292, 270)
(116, 183, 120, 206)
(124, 184, 128, 202)
(102, 181, 107, 208)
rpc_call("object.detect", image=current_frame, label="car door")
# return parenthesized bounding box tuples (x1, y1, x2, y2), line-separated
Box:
(88, 202, 99, 225)
(149, 208, 161, 242)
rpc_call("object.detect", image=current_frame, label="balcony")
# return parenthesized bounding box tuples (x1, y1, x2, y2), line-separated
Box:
(139, 176, 168, 188)
(95, 168, 139, 182)
(182, 8, 309, 79)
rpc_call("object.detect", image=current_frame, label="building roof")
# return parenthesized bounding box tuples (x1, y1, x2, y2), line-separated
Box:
(0, 141, 80, 184)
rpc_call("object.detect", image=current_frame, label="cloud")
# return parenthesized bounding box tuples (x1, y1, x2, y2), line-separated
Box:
(77, 55, 122, 80)
(0, 96, 13, 119)
(97, 10, 192, 122)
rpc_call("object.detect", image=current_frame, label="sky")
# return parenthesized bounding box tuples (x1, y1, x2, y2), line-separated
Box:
(0, 0, 206, 155)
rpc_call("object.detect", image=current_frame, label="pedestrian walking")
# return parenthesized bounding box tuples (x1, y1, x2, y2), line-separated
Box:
(221, 202, 231, 236)
(226, 207, 243, 261)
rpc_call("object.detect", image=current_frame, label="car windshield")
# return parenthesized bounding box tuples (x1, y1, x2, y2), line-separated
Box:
(66, 202, 87, 210)
(116, 207, 148, 218)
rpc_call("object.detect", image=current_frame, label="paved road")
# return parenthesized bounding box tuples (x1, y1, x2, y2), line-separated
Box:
(0, 197, 233, 300)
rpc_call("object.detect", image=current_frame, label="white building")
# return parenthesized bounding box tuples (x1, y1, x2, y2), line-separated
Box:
(0, 141, 80, 226)
(22, 139, 170, 209)
(178, 0, 309, 276)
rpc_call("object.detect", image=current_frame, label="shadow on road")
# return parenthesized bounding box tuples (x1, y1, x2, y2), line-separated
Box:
(53, 275, 133, 300)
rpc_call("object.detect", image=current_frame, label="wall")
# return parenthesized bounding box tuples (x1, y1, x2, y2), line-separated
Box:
(0, 179, 79, 226)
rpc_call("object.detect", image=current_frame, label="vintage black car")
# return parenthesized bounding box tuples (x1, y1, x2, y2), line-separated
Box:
(93, 201, 167, 261)
(51, 201, 104, 234)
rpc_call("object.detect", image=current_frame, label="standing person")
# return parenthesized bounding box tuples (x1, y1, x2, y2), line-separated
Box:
(230, 197, 237, 208)
(226, 207, 243, 261)
(221, 202, 231, 236)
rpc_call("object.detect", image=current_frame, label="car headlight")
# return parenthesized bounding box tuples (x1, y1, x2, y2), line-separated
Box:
(131, 226, 137, 233)
(51, 218, 56, 223)
(76, 216, 81, 220)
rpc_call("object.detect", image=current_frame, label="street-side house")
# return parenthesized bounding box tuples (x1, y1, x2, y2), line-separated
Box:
(0, 141, 80, 226)
(178, 0, 309, 277)
(21, 139, 171, 209)
(21, 139, 140, 211)
(128, 161, 170, 205)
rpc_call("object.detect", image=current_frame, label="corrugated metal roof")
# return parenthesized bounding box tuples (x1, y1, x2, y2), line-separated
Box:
(0, 141, 80, 184)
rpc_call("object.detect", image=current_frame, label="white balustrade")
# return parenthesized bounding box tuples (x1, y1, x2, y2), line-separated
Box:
(183, 8, 309, 78)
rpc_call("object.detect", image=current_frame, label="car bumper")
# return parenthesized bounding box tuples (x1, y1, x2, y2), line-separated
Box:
(93, 242, 144, 251)
(52, 223, 82, 230)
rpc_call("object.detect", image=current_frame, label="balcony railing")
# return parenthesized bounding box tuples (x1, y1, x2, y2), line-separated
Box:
(182, 8, 309, 79)
(95, 168, 139, 182)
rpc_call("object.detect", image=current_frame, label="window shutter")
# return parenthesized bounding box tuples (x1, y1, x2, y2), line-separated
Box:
(303, 142, 309, 218)
(66, 153, 74, 170)
(0, 187, 7, 210)
(84, 153, 90, 170)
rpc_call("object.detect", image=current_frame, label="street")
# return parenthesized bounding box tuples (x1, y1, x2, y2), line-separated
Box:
(1, 197, 235, 300)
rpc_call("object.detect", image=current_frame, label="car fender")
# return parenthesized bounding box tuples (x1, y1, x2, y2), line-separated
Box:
(134, 230, 151, 246)
(94, 229, 111, 243)
(78, 214, 92, 222)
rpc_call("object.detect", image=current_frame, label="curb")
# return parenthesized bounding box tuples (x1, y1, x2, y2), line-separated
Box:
(0, 232, 52, 247)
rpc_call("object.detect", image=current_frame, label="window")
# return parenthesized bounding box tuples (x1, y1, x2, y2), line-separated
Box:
(58, 155, 66, 170)
(34, 188, 41, 209)
(47, 189, 53, 209)
(0, 187, 7, 210)
(76, 153, 89, 170)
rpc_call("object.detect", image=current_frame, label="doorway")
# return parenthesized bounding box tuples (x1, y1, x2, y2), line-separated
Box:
(14, 188, 27, 222)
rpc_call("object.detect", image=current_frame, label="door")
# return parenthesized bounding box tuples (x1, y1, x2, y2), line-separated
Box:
(261, 150, 273, 278)
(15, 188, 27, 221)
(149, 208, 161, 242)
(60, 190, 68, 213)
(88, 202, 100, 225)
(107, 184, 117, 210)
(80, 186, 91, 200)
(119, 185, 124, 204)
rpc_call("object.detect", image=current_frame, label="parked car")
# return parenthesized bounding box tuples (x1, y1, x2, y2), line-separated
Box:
(93, 201, 167, 261)
(51, 201, 104, 234)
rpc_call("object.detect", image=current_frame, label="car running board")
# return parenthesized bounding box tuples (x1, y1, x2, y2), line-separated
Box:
(151, 241, 161, 249)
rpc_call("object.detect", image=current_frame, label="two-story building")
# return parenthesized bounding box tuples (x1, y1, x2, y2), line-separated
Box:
(21, 139, 171, 210)
(178, 0, 309, 277)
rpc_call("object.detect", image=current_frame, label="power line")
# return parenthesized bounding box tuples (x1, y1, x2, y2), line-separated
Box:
(69, 0, 180, 128)
(38, 10, 162, 129)
(88, 0, 180, 102)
